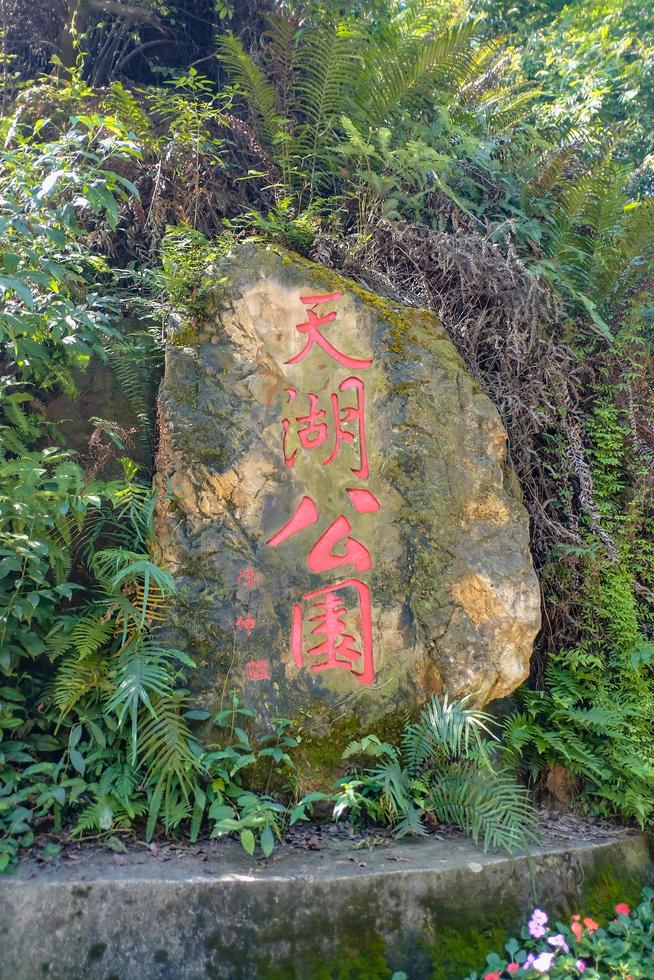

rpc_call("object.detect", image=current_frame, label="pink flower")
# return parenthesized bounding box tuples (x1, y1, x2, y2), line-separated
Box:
(483, 973, 501, 980)
(583, 917, 599, 932)
(532, 951, 555, 973)
(571, 917, 582, 942)
(528, 909, 548, 939)
(523, 954, 535, 970)
(615, 903, 630, 916)
(507, 965, 519, 975)
(547, 933, 569, 953)
(576, 961, 586, 973)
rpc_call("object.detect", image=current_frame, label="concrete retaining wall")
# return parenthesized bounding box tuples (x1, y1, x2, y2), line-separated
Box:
(1, 834, 652, 980)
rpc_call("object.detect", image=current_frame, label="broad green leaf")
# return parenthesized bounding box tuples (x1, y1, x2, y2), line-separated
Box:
(240, 828, 255, 855)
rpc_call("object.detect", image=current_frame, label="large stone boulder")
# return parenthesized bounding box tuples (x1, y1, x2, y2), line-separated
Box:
(153, 243, 540, 775)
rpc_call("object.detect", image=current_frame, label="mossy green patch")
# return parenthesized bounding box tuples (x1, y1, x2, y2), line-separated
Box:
(577, 844, 652, 919)
(259, 936, 395, 980)
(296, 706, 409, 792)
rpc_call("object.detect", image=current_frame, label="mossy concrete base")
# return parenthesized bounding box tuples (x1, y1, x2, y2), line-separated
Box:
(2, 833, 652, 980)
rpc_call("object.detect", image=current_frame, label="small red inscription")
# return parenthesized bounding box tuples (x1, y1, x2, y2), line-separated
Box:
(237, 567, 257, 588)
(285, 293, 372, 370)
(236, 615, 256, 636)
(291, 579, 373, 685)
(246, 659, 270, 681)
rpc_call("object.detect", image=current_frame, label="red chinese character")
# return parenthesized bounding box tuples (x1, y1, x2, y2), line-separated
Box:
(346, 488, 380, 513)
(281, 377, 369, 479)
(296, 392, 329, 450)
(286, 293, 372, 370)
(246, 659, 270, 681)
(237, 567, 257, 588)
(266, 495, 318, 548)
(291, 579, 374, 685)
(307, 515, 371, 573)
(324, 377, 368, 479)
(236, 615, 256, 636)
(266, 494, 379, 574)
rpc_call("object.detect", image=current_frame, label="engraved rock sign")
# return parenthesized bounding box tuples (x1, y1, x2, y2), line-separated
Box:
(154, 244, 540, 771)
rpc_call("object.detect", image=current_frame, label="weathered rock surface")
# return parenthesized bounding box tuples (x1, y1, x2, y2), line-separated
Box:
(153, 244, 540, 768)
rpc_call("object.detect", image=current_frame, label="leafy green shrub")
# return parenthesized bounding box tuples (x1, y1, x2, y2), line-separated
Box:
(203, 698, 330, 856)
(0, 105, 141, 396)
(335, 695, 538, 853)
(466, 889, 654, 979)
(0, 455, 320, 866)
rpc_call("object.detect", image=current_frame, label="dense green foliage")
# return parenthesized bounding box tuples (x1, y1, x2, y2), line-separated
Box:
(335, 695, 538, 852)
(1, 0, 654, 865)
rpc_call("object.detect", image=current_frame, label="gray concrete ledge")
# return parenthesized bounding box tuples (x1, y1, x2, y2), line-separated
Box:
(1, 832, 652, 980)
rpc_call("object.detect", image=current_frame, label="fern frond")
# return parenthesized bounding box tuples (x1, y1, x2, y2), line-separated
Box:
(476, 85, 542, 134)
(106, 639, 174, 752)
(217, 34, 283, 154)
(106, 639, 191, 761)
(361, 20, 485, 126)
(51, 653, 112, 720)
(91, 548, 175, 635)
(522, 145, 581, 206)
(138, 693, 201, 796)
(105, 332, 160, 447)
(69, 615, 115, 659)
(427, 763, 538, 853)
(263, 12, 299, 118)
(293, 20, 362, 198)
(342, 734, 397, 760)
(103, 82, 156, 148)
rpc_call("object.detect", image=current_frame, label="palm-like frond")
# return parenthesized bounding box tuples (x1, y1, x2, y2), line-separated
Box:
(91, 548, 175, 637)
(105, 638, 188, 760)
(368, 757, 422, 826)
(338, 695, 535, 852)
(402, 693, 496, 773)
